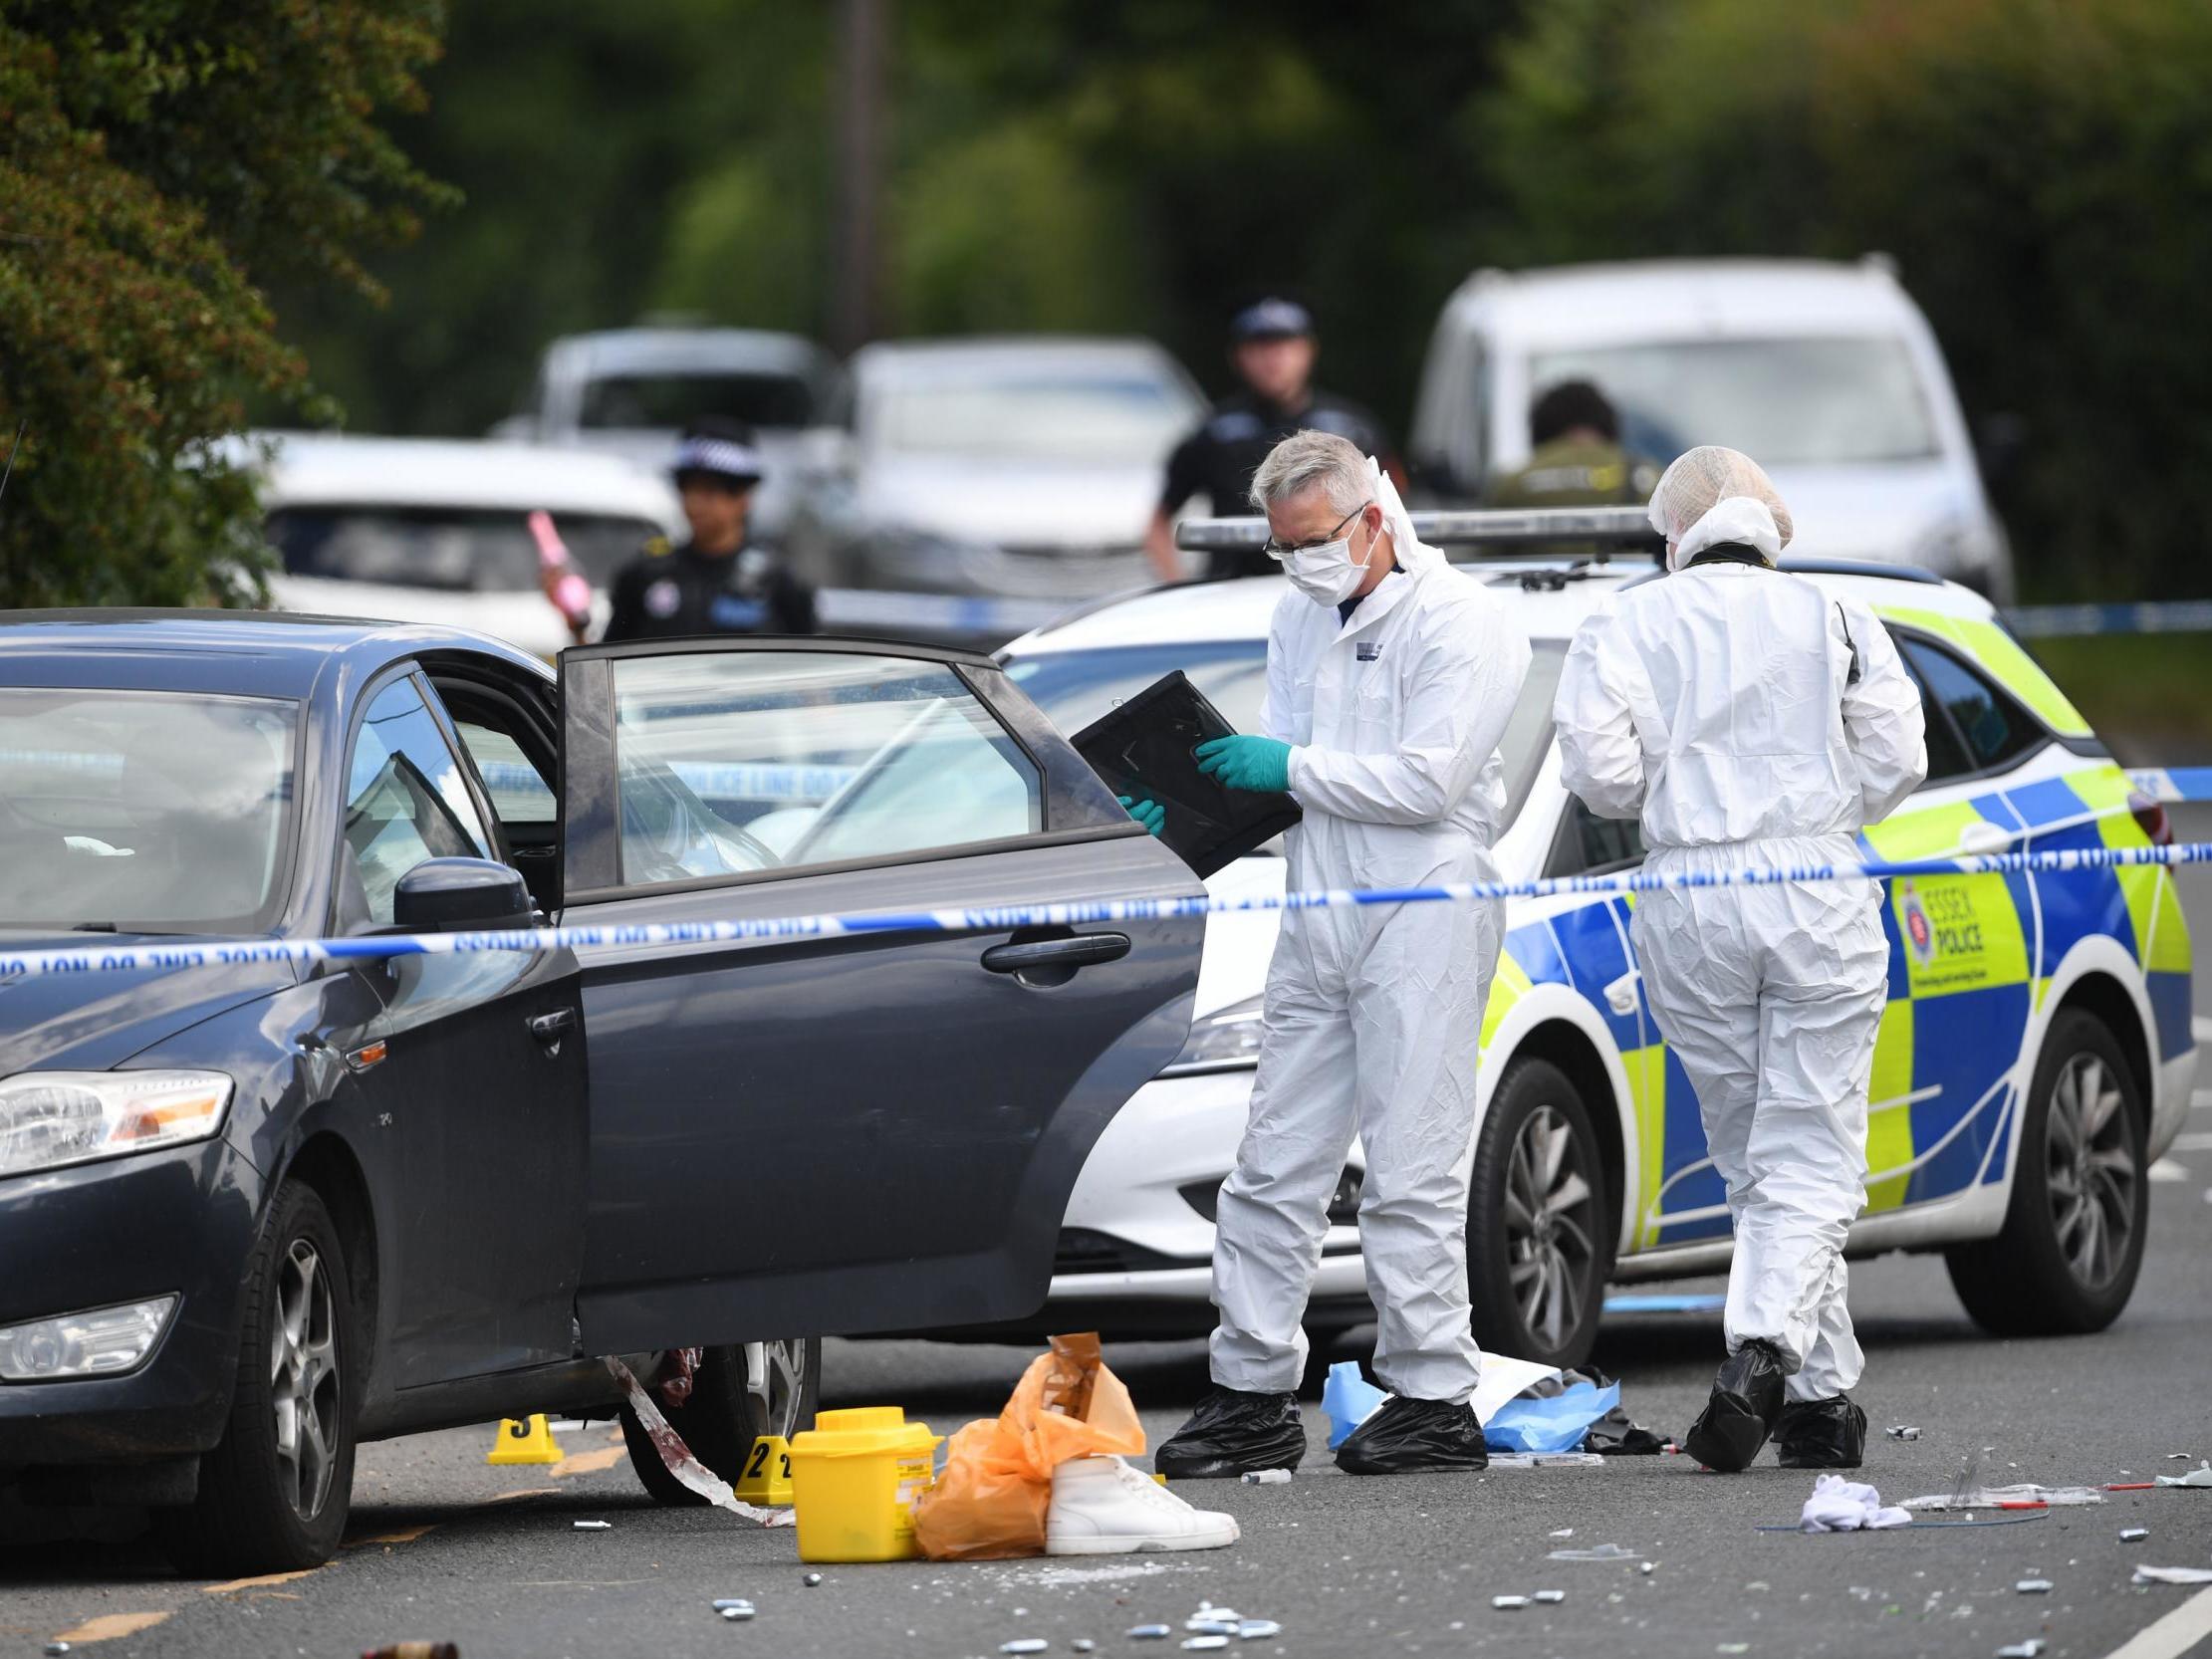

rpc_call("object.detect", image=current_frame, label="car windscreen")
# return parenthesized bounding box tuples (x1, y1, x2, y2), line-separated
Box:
(873, 372, 1194, 465)
(578, 371, 819, 431)
(267, 506, 660, 590)
(1004, 638, 1569, 832)
(0, 689, 297, 933)
(1527, 337, 1940, 466)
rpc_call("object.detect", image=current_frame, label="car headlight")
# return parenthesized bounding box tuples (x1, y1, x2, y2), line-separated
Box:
(1163, 994, 1266, 1076)
(0, 1296, 178, 1381)
(0, 1070, 234, 1180)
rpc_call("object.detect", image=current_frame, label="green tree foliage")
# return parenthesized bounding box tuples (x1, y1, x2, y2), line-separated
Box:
(0, 0, 446, 605)
(1476, 0, 2212, 597)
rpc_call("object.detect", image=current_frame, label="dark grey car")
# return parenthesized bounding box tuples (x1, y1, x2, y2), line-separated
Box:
(0, 613, 1202, 1573)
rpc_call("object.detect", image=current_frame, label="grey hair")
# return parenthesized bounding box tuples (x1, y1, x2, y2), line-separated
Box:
(1248, 429, 1369, 516)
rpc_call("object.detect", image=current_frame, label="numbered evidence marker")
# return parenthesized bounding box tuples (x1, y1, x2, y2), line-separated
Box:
(486, 1413, 565, 1466)
(734, 1434, 796, 1506)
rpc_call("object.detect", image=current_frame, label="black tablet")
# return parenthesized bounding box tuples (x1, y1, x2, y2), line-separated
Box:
(1071, 670, 1303, 878)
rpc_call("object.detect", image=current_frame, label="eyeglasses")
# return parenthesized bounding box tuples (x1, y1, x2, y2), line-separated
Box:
(1262, 502, 1370, 563)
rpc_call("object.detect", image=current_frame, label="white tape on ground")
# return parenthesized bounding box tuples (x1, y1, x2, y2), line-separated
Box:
(0, 841, 2204, 980)
(2094, 1585, 2212, 1659)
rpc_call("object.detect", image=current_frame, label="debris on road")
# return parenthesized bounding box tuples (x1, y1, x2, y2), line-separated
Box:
(1323, 1362, 1388, 1448)
(1180, 1640, 1228, 1652)
(1128, 1625, 1172, 1640)
(803, 1571, 824, 1586)
(1995, 1642, 2045, 1659)
(1237, 1619, 1282, 1638)
(1534, 1590, 1567, 1604)
(1240, 1469, 1291, 1485)
(2154, 1461, 2212, 1488)
(572, 1520, 612, 1530)
(1073, 1642, 1098, 1653)
(1904, 1483, 2102, 1510)
(45, 1646, 70, 1657)
(1487, 1451, 1606, 1468)
(718, 1607, 755, 1623)
(1640, 1561, 1657, 1574)
(1549, 1528, 1575, 1539)
(1547, 1543, 1638, 1561)
(2121, 1528, 2150, 1541)
(361, 1648, 457, 1659)
(2014, 1579, 2053, 1594)
(1490, 1595, 1530, 1610)
(606, 1356, 793, 1527)
(1886, 1425, 1921, 1441)
(2133, 1564, 2212, 1585)
(1800, 1474, 1911, 1532)
(999, 1641, 1049, 1654)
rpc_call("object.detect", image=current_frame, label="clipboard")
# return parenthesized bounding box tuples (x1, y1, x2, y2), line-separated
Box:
(1071, 671, 1302, 878)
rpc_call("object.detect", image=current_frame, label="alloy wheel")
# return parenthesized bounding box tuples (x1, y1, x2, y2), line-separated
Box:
(270, 1238, 341, 1520)
(1503, 1103, 1599, 1351)
(743, 1338, 811, 1441)
(2045, 1051, 2137, 1290)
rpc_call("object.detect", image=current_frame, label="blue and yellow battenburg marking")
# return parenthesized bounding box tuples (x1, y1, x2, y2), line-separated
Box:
(1475, 751, 2193, 1255)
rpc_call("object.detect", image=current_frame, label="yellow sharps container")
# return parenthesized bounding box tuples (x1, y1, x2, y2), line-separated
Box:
(788, 1406, 940, 1562)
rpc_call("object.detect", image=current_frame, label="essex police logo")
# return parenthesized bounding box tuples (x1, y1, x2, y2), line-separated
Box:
(1899, 879, 1935, 966)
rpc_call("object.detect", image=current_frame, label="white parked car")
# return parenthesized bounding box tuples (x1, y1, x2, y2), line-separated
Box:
(247, 432, 683, 657)
(995, 552, 2192, 1366)
(785, 337, 1205, 600)
(1408, 259, 2016, 598)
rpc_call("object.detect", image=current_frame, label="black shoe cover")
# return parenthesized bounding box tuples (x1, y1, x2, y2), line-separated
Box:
(1776, 1395, 1866, 1469)
(1335, 1395, 1489, 1476)
(1154, 1387, 1306, 1480)
(1683, 1339, 1787, 1473)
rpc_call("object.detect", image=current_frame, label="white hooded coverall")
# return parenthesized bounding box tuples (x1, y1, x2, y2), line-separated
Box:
(1553, 507, 1926, 1401)
(1210, 472, 1533, 1403)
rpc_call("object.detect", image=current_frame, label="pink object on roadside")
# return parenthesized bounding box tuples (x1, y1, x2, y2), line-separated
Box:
(530, 509, 594, 626)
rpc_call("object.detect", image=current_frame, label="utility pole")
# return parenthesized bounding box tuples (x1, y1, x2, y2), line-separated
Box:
(831, 0, 888, 353)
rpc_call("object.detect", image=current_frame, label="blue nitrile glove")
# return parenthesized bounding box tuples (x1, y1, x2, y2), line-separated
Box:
(1194, 734, 1292, 795)
(1117, 794, 1166, 837)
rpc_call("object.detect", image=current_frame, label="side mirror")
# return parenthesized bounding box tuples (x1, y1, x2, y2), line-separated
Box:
(393, 857, 535, 933)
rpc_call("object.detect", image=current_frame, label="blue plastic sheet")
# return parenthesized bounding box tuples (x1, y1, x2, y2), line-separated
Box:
(1483, 1377, 1621, 1455)
(1322, 1361, 1388, 1450)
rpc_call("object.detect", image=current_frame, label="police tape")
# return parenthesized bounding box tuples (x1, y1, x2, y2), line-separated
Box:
(3, 840, 2206, 981)
(2129, 767, 2212, 807)
(2005, 599, 2212, 638)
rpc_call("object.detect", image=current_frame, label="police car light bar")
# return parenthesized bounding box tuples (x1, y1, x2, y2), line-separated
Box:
(1174, 505, 1660, 555)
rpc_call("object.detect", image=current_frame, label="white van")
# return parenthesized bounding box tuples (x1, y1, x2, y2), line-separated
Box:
(1408, 258, 2013, 598)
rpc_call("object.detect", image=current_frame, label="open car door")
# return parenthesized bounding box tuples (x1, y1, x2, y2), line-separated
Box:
(556, 637, 1205, 1352)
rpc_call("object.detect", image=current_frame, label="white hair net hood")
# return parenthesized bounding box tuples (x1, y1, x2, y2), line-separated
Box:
(1367, 453, 1443, 573)
(1648, 446, 1795, 572)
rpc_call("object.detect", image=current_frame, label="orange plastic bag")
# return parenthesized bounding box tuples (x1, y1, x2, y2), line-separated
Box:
(913, 1332, 1145, 1560)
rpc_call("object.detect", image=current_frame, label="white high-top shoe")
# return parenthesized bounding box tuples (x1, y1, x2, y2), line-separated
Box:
(1045, 1455, 1241, 1555)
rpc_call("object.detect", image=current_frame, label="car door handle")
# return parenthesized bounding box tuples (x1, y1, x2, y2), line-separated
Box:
(529, 1008, 577, 1045)
(980, 933, 1130, 974)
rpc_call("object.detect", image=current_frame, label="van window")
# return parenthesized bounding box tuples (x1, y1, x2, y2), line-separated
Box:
(1527, 338, 1938, 466)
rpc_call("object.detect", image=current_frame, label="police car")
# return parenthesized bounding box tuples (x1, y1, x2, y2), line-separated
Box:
(999, 519, 2194, 1367)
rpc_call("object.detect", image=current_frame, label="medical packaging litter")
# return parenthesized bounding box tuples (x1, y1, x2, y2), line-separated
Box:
(2154, 1461, 2212, 1489)
(1903, 1483, 2103, 1511)
(2133, 1565, 2212, 1585)
(913, 1333, 1143, 1560)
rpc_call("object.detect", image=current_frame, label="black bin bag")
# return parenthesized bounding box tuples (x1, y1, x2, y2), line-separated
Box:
(1071, 671, 1302, 879)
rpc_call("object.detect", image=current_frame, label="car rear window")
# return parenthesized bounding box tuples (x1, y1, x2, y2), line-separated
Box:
(0, 689, 297, 933)
(579, 372, 820, 431)
(268, 507, 659, 590)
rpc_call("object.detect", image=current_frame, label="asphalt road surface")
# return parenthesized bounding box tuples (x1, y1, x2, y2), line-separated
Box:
(5, 812, 2210, 1659)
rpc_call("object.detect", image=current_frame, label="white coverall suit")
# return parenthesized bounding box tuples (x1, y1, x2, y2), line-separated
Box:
(1209, 510, 1533, 1404)
(1554, 534, 1925, 1401)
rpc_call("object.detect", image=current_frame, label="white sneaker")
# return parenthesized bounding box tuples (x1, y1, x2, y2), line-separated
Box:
(1045, 1455, 1241, 1555)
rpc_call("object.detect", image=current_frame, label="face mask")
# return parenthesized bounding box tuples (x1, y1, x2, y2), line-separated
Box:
(1284, 518, 1372, 607)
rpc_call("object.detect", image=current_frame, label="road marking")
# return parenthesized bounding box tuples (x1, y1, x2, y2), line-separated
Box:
(2098, 1585, 2212, 1659)
(552, 1446, 625, 1478)
(201, 1567, 320, 1595)
(2171, 1132, 2212, 1153)
(54, 1612, 172, 1644)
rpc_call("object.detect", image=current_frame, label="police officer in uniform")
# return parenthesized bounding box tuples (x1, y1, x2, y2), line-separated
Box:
(603, 417, 816, 641)
(1484, 379, 1658, 510)
(1145, 298, 1396, 583)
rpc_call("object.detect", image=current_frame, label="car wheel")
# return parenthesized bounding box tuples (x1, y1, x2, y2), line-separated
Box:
(620, 1337, 821, 1506)
(1946, 1009, 2148, 1335)
(1466, 1058, 1612, 1370)
(155, 1180, 358, 1575)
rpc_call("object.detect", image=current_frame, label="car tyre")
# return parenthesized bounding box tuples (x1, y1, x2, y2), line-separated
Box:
(155, 1180, 358, 1575)
(1946, 1009, 2148, 1335)
(1466, 1057, 1612, 1371)
(620, 1337, 821, 1506)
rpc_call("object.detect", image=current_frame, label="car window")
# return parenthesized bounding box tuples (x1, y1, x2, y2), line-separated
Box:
(0, 689, 296, 933)
(345, 678, 493, 924)
(268, 507, 658, 589)
(1549, 795, 1647, 877)
(454, 720, 556, 828)
(1898, 636, 2039, 778)
(609, 651, 1042, 886)
(872, 370, 1195, 465)
(578, 371, 818, 431)
(1897, 650, 1974, 784)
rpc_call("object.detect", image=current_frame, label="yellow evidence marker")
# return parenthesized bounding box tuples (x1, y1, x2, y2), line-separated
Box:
(734, 1434, 796, 1506)
(486, 1413, 564, 1466)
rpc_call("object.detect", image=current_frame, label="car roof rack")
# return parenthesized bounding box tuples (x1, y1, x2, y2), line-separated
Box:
(1175, 504, 1661, 563)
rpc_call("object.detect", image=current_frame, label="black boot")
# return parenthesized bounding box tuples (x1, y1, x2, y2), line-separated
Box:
(1154, 1387, 1307, 1480)
(1335, 1396, 1489, 1476)
(1776, 1395, 1866, 1469)
(1683, 1339, 1787, 1473)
